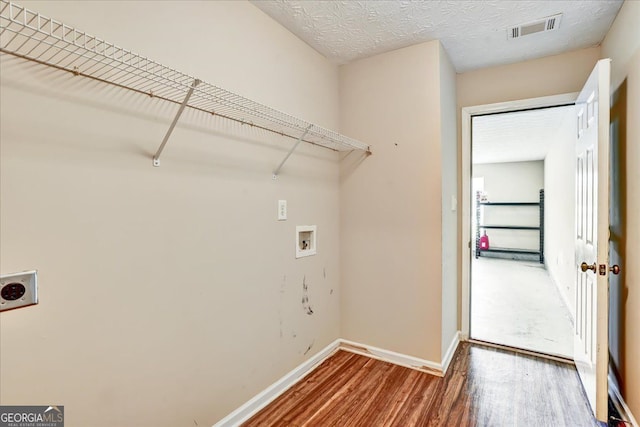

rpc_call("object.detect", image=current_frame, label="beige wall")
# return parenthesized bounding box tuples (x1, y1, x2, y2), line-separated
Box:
(439, 46, 459, 359)
(0, 2, 341, 426)
(339, 41, 455, 363)
(602, 0, 640, 418)
(458, 47, 602, 108)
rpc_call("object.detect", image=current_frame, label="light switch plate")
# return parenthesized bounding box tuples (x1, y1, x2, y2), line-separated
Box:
(1, 270, 38, 312)
(278, 200, 287, 221)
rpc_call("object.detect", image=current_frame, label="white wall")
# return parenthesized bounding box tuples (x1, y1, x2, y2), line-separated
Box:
(543, 106, 577, 316)
(0, 2, 341, 426)
(472, 161, 543, 251)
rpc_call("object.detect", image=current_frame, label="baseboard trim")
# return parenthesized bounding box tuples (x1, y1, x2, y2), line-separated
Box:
(609, 375, 639, 427)
(441, 331, 461, 374)
(213, 338, 341, 427)
(214, 336, 462, 426)
(339, 339, 444, 377)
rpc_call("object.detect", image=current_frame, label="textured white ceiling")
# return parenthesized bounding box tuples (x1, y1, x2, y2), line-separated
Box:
(472, 105, 575, 164)
(251, 0, 623, 72)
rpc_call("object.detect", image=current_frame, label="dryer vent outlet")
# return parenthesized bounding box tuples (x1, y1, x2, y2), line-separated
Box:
(1, 270, 38, 312)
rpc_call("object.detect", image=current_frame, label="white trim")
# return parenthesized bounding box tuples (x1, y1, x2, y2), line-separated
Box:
(441, 331, 461, 374)
(609, 375, 639, 427)
(460, 92, 579, 339)
(338, 339, 444, 376)
(213, 339, 341, 427)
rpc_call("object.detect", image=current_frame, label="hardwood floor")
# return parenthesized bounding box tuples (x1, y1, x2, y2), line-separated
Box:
(243, 342, 603, 426)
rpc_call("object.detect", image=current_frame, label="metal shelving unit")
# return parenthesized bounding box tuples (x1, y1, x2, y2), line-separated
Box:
(0, 1, 371, 172)
(475, 189, 544, 264)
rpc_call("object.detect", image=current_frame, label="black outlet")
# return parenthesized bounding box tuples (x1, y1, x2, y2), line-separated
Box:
(1, 282, 26, 301)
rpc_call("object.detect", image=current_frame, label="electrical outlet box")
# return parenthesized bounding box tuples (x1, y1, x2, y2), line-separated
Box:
(1, 270, 38, 312)
(296, 225, 317, 258)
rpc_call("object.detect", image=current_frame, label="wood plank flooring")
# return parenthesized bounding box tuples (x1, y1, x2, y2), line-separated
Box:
(243, 342, 602, 426)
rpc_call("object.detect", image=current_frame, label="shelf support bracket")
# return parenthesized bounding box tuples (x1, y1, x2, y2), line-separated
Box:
(272, 124, 313, 179)
(153, 79, 201, 167)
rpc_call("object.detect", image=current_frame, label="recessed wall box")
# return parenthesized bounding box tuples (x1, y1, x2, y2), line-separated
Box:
(296, 225, 317, 258)
(1, 270, 38, 312)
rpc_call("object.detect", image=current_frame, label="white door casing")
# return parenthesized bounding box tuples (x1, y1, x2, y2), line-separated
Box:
(460, 92, 578, 341)
(574, 58, 611, 422)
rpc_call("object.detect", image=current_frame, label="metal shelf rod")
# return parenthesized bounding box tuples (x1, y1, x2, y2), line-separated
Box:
(478, 225, 540, 230)
(153, 79, 200, 167)
(273, 125, 312, 178)
(479, 202, 539, 206)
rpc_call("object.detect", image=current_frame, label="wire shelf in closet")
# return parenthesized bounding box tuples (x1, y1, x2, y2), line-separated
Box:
(0, 1, 371, 168)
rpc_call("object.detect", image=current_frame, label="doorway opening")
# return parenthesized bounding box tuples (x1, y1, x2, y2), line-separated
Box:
(469, 105, 576, 359)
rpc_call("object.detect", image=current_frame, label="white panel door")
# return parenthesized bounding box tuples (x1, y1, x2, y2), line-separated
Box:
(574, 58, 612, 422)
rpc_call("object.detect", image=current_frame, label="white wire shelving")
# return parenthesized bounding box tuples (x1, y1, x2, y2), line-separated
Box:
(0, 1, 370, 171)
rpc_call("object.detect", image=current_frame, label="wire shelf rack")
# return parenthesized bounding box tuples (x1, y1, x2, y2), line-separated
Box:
(0, 1, 370, 168)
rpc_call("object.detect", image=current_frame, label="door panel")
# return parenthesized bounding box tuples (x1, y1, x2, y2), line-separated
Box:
(574, 58, 611, 422)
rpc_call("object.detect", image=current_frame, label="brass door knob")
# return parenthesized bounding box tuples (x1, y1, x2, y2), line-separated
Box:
(610, 265, 621, 275)
(581, 262, 597, 273)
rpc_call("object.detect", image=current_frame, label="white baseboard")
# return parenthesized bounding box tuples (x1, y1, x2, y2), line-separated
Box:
(609, 375, 639, 427)
(339, 339, 444, 376)
(214, 335, 463, 426)
(441, 331, 461, 374)
(213, 338, 341, 427)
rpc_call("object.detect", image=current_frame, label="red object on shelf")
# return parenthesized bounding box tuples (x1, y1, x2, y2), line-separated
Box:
(479, 232, 490, 250)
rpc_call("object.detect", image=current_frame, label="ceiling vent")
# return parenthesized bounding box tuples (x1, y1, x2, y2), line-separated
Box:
(508, 14, 562, 39)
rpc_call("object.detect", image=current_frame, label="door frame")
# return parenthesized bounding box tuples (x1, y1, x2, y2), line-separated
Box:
(460, 92, 579, 340)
